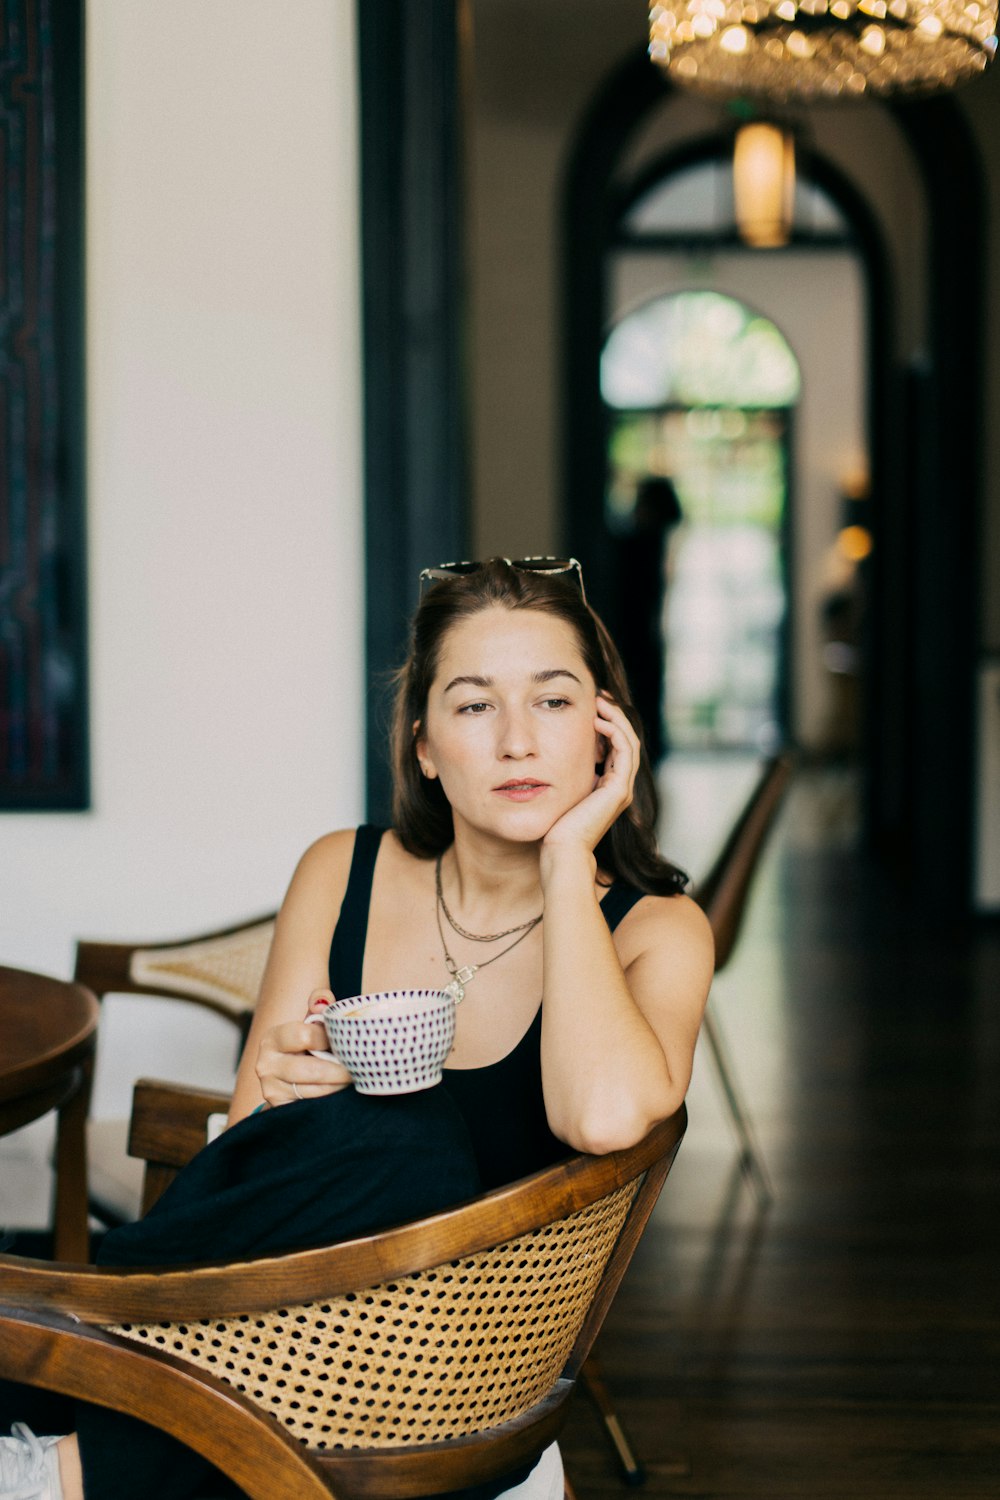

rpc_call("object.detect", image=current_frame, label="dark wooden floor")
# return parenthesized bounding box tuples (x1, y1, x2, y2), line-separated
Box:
(561, 771, 1000, 1498)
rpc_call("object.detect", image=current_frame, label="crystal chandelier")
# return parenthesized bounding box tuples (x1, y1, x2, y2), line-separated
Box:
(649, 0, 998, 100)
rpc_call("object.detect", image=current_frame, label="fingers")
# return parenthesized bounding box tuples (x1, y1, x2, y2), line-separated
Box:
(595, 691, 640, 799)
(305, 986, 335, 1016)
(301, 987, 335, 1049)
(255, 1013, 352, 1108)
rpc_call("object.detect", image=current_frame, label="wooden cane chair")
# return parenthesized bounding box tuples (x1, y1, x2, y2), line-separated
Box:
(74, 917, 275, 1224)
(74, 912, 664, 1486)
(0, 1081, 686, 1500)
(690, 751, 794, 1207)
(74, 916, 275, 1047)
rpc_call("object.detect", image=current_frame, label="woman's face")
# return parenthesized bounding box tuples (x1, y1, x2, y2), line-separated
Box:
(416, 606, 603, 845)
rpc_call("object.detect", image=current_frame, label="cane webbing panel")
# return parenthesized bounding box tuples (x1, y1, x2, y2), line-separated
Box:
(110, 1179, 638, 1450)
(129, 923, 274, 1012)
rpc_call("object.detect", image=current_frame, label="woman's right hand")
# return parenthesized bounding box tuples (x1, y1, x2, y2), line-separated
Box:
(254, 987, 353, 1106)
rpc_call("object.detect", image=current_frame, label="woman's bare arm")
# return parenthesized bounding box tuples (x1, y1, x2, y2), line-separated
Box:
(538, 693, 714, 1153)
(540, 866, 712, 1153)
(227, 829, 357, 1124)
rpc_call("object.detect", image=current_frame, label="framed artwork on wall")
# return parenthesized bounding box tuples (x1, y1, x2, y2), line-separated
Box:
(0, 0, 88, 810)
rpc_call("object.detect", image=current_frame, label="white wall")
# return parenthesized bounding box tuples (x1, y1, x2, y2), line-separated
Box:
(0, 2, 365, 977)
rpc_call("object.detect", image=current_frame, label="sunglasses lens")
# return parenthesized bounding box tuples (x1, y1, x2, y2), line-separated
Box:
(512, 558, 585, 599)
(420, 561, 480, 581)
(419, 557, 585, 601)
(513, 558, 570, 573)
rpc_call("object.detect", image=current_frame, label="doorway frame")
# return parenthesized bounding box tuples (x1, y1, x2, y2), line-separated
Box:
(558, 51, 983, 913)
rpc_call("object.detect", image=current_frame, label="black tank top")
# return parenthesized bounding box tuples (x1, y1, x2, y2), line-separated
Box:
(328, 825, 646, 1189)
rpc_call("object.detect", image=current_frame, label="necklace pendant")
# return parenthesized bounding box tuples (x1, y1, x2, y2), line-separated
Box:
(443, 964, 477, 1005)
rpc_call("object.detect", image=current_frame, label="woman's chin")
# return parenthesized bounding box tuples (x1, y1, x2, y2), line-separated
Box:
(454, 800, 561, 846)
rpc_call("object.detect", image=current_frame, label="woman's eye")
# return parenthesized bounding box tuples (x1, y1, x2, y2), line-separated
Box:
(541, 697, 571, 710)
(458, 701, 491, 715)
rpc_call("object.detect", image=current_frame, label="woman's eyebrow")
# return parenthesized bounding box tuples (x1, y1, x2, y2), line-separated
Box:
(443, 668, 583, 694)
(443, 673, 493, 693)
(533, 668, 582, 686)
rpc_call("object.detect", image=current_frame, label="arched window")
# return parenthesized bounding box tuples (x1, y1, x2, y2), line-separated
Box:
(602, 291, 801, 411)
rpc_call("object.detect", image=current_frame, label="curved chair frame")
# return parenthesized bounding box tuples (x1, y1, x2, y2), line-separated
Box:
(0, 1104, 686, 1500)
(691, 752, 794, 1207)
(692, 753, 794, 972)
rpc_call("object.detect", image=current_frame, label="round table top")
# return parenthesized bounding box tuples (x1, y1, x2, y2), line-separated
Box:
(0, 965, 99, 1103)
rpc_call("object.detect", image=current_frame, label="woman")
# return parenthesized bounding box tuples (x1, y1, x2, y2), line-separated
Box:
(2, 557, 713, 1500)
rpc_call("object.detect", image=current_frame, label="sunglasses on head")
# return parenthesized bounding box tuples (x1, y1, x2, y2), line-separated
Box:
(418, 556, 586, 604)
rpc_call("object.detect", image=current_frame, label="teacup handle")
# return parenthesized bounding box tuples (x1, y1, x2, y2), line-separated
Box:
(305, 1013, 342, 1065)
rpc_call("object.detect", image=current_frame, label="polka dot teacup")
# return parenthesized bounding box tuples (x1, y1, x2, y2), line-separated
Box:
(312, 989, 457, 1096)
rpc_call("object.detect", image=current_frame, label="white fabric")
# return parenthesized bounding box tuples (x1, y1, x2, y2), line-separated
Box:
(0, 1424, 63, 1500)
(198, 1442, 563, 1500)
(496, 1442, 564, 1500)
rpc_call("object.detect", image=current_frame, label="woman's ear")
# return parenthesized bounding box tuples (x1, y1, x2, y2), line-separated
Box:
(413, 721, 438, 780)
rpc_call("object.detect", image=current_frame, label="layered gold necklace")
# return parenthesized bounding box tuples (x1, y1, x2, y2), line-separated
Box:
(434, 854, 542, 1003)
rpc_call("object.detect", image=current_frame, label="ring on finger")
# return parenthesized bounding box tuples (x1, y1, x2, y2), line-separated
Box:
(292, 1082, 303, 1101)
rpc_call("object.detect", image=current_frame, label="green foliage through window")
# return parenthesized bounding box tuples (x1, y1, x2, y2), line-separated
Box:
(601, 291, 800, 411)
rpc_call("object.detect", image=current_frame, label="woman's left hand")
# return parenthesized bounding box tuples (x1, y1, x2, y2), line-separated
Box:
(542, 691, 641, 859)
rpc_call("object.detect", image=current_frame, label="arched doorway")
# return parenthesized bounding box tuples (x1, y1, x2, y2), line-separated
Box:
(560, 56, 984, 910)
(589, 142, 867, 776)
(601, 290, 800, 759)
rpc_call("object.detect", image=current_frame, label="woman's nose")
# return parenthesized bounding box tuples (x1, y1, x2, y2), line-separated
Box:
(497, 709, 536, 759)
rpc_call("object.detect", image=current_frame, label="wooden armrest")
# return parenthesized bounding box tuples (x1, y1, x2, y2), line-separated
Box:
(0, 1305, 332, 1500)
(128, 1079, 233, 1214)
(128, 1079, 233, 1166)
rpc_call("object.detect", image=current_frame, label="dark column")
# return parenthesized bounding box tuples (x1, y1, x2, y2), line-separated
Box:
(357, 2, 470, 824)
(889, 99, 984, 916)
(560, 50, 671, 635)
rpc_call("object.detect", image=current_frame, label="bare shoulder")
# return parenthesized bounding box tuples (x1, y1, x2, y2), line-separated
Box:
(293, 826, 358, 881)
(613, 890, 715, 972)
(279, 827, 359, 920)
(284, 826, 425, 914)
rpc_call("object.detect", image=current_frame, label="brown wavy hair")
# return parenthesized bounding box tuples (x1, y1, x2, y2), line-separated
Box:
(390, 559, 687, 896)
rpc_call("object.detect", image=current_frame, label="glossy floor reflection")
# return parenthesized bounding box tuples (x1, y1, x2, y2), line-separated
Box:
(562, 764, 1000, 1498)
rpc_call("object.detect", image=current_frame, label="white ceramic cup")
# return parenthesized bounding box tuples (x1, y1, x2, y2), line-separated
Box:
(308, 989, 456, 1096)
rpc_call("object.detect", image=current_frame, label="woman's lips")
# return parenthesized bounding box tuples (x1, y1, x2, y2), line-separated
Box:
(493, 780, 550, 802)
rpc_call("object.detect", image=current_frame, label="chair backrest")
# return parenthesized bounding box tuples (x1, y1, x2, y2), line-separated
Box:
(692, 752, 793, 971)
(73, 916, 276, 1041)
(0, 1104, 686, 1498)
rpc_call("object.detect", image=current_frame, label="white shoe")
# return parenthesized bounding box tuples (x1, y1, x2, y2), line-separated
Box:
(0, 1425, 63, 1500)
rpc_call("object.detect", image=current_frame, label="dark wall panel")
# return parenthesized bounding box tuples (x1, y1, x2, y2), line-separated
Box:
(0, 0, 87, 810)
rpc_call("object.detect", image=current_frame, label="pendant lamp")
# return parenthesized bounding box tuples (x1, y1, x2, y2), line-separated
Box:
(733, 122, 796, 245)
